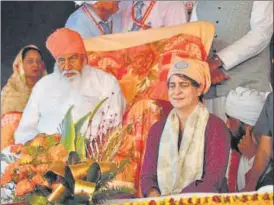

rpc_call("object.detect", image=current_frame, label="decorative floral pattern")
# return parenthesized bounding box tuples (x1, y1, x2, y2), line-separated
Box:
(108, 192, 273, 205)
(87, 33, 207, 107)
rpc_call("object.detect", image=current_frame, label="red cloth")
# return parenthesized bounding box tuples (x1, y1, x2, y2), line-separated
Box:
(141, 113, 231, 196)
(227, 150, 241, 192)
(46, 28, 87, 59)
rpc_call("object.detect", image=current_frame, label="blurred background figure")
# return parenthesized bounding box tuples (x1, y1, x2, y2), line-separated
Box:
(190, 1, 273, 122)
(65, 1, 122, 38)
(119, 0, 187, 32)
(243, 36, 274, 191)
(1, 45, 47, 150)
(183, 1, 194, 22)
(224, 87, 267, 192)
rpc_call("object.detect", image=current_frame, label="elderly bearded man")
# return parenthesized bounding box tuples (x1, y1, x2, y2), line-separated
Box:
(14, 28, 126, 145)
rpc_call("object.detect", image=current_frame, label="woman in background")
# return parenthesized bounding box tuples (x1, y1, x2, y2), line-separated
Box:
(1, 45, 47, 150)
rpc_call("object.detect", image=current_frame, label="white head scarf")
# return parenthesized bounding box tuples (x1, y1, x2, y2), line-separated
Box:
(225, 87, 267, 126)
(74, 1, 98, 6)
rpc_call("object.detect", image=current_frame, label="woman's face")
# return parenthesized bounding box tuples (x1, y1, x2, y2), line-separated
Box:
(22, 49, 44, 78)
(168, 75, 202, 110)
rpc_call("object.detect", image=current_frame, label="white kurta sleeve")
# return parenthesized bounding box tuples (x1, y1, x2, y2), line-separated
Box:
(162, 2, 188, 26)
(14, 85, 40, 144)
(217, 1, 273, 70)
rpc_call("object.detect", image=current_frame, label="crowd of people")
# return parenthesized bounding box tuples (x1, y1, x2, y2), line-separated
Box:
(1, 0, 273, 199)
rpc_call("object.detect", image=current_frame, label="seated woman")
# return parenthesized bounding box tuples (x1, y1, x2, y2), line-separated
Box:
(141, 56, 230, 197)
(1, 45, 47, 150)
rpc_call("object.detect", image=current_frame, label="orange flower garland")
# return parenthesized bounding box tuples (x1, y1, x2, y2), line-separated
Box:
(1, 133, 66, 197)
(108, 193, 273, 205)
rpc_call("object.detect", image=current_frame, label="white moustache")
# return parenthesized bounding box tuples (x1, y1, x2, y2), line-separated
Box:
(62, 70, 80, 76)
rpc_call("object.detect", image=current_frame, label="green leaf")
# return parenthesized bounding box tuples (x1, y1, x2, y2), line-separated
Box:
(61, 106, 76, 153)
(75, 136, 86, 160)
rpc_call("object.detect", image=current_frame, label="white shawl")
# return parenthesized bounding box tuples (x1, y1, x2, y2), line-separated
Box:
(157, 102, 209, 195)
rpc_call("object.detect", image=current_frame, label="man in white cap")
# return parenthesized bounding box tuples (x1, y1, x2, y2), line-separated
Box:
(225, 87, 268, 191)
(65, 1, 122, 38)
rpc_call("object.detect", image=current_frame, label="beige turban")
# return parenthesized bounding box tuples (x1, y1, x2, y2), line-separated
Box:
(225, 87, 267, 126)
(167, 56, 211, 94)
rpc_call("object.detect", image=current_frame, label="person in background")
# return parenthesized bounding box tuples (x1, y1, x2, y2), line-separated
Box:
(224, 87, 267, 191)
(141, 55, 230, 197)
(242, 35, 274, 192)
(119, 0, 187, 32)
(14, 28, 126, 145)
(183, 1, 194, 22)
(190, 1, 273, 122)
(65, 1, 122, 38)
(1, 45, 47, 150)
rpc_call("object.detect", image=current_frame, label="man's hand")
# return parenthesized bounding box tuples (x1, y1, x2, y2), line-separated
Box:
(147, 188, 161, 197)
(207, 54, 223, 72)
(238, 127, 258, 159)
(207, 55, 230, 85)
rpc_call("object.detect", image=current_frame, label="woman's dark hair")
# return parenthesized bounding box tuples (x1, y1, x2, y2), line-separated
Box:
(167, 74, 204, 102)
(22, 47, 43, 61)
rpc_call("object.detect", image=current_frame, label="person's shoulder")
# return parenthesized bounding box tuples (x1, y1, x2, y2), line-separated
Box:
(266, 92, 273, 104)
(207, 114, 227, 131)
(33, 73, 58, 90)
(149, 117, 167, 135)
(65, 6, 87, 25)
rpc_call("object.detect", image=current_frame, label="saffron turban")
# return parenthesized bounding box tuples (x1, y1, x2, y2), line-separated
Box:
(167, 56, 211, 94)
(46, 28, 87, 60)
(225, 87, 267, 126)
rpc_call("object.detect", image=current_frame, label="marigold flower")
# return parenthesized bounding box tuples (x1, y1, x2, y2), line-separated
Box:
(48, 144, 68, 162)
(35, 163, 50, 174)
(31, 173, 50, 187)
(54, 134, 61, 143)
(19, 154, 33, 164)
(1, 170, 14, 186)
(17, 164, 36, 181)
(10, 143, 24, 154)
(29, 134, 46, 147)
(37, 154, 49, 164)
(15, 179, 35, 196)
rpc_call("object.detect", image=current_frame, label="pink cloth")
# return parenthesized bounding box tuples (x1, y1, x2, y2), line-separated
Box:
(141, 112, 230, 196)
(119, 1, 187, 32)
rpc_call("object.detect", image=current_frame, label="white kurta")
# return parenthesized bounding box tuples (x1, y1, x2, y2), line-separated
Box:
(14, 65, 126, 144)
(119, 1, 187, 32)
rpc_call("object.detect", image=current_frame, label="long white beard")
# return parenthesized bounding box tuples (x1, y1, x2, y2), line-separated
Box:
(54, 64, 82, 92)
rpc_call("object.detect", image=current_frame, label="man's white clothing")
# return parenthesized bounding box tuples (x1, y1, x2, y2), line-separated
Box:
(14, 65, 126, 144)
